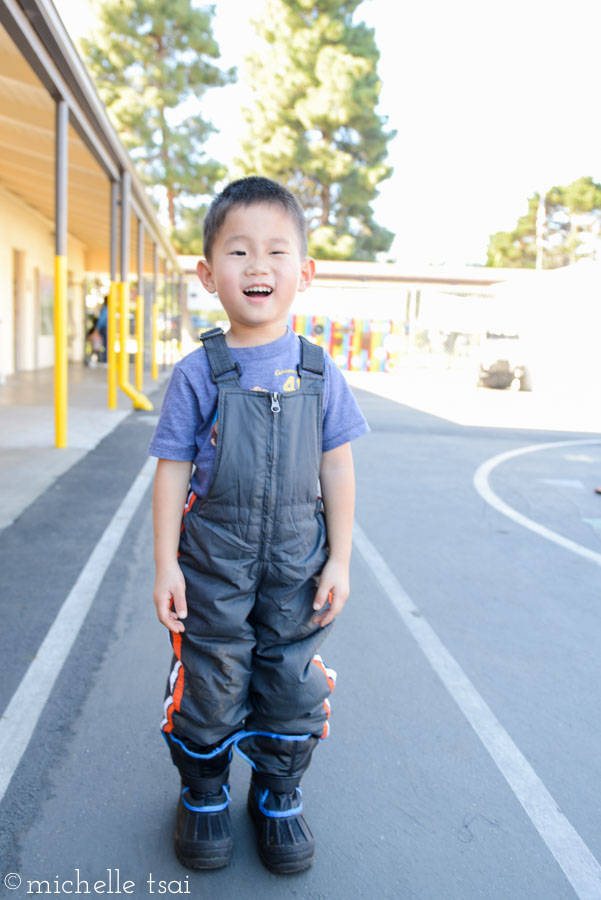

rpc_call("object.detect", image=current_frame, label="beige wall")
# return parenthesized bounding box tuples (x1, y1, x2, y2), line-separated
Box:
(0, 185, 86, 377)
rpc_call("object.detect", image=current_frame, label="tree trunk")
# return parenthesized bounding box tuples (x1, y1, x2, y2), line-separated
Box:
(156, 33, 175, 230)
(158, 107, 175, 229)
(320, 183, 330, 227)
(167, 188, 176, 229)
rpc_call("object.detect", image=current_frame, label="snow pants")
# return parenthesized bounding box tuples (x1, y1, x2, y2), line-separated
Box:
(161, 331, 336, 791)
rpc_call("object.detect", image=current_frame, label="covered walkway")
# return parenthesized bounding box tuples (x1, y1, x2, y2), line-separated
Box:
(0, 0, 183, 447)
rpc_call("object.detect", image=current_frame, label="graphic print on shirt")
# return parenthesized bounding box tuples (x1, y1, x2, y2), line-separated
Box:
(210, 367, 303, 446)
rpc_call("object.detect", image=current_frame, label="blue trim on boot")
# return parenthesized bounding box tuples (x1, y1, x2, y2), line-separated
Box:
(163, 728, 313, 765)
(181, 785, 230, 814)
(256, 786, 304, 819)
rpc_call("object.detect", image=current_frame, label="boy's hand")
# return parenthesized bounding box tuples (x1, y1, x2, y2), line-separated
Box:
(312, 558, 350, 627)
(154, 562, 188, 633)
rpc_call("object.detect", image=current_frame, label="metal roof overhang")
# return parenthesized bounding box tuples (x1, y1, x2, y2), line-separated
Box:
(0, 0, 180, 274)
(310, 261, 540, 289)
(177, 255, 538, 290)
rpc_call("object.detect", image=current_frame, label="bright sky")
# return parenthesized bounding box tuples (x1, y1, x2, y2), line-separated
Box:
(54, 0, 601, 266)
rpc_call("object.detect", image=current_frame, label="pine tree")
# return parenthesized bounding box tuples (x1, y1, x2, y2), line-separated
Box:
(82, 0, 234, 251)
(235, 0, 395, 260)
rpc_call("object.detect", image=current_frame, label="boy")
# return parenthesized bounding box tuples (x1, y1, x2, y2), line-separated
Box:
(149, 176, 368, 874)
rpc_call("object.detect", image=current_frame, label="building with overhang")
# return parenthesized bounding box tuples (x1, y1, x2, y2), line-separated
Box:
(0, 0, 182, 442)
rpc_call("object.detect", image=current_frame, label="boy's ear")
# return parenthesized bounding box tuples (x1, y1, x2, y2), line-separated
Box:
(197, 258, 216, 294)
(298, 257, 316, 293)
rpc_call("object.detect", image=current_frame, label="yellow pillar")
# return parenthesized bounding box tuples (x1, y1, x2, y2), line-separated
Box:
(54, 99, 68, 448)
(118, 282, 153, 411)
(107, 281, 118, 409)
(135, 293, 144, 392)
(151, 301, 158, 380)
(54, 254, 67, 448)
(119, 282, 128, 387)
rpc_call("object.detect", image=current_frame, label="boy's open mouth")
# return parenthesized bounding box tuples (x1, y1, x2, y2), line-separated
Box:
(243, 286, 273, 297)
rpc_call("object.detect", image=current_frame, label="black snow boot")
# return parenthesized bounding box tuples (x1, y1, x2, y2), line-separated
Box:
(247, 780, 315, 874)
(166, 733, 233, 869)
(174, 778, 232, 869)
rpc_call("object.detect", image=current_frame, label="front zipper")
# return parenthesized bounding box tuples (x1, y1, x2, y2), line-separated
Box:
(259, 392, 281, 562)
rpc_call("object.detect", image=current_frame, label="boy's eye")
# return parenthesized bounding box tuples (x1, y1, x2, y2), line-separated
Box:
(229, 250, 246, 256)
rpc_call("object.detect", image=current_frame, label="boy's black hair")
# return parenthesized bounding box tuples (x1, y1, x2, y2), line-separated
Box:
(203, 176, 308, 261)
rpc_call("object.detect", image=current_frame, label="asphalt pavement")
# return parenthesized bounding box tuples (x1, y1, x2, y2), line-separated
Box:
(1, 370, 601, 899)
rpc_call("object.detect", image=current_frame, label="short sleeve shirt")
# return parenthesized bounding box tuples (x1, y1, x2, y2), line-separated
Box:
(149, 328, 369, 498)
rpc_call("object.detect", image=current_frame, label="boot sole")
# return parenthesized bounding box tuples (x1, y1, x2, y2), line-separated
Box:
(174, 843, 232, 870)
(247, 794, 314, 874)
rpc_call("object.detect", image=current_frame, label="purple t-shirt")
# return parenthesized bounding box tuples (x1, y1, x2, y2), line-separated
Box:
(149, 328, 369, 498)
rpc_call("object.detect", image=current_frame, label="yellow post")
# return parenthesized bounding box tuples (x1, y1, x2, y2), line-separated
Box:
(135, 293, 144, 392)
(107, 281, 118, 409)
(118, 282, 153, 411)
(54, 254, 67, 447)
(151, 301, 158, 380)
(119, 282, 128, 388)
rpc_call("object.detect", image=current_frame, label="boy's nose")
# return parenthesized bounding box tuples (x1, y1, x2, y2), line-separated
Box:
(245, 255, 270, 275)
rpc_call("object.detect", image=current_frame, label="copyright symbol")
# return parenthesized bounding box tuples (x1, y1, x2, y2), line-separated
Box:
(4, 873, 21, 890)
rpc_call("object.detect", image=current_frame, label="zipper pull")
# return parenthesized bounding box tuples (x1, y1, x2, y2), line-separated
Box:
(270, 392, 281, 413)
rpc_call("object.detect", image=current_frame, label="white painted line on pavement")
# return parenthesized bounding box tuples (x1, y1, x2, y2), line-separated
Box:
(538, 478, 585, 489)
(474, 438, 601, 568)
(0, 456, 157, 805)
(353, 520, 601, 900)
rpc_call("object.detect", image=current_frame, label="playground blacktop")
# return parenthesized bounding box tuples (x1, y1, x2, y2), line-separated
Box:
(2, 354, 599, 534)
(2, 351, 601, 899)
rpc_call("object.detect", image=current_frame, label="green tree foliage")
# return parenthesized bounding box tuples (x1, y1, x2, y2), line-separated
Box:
(235, 0, 395, 260)
(487, 176, 601, 268)
(82, 0, 234, 252)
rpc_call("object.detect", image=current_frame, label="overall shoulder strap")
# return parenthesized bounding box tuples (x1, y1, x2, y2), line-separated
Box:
(199, 328, 242, 384)
(298, 335, 325, 382)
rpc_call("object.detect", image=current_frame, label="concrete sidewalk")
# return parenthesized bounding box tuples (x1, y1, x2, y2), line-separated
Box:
(0, 363, 169, 531)
(346, 359, 601, 434)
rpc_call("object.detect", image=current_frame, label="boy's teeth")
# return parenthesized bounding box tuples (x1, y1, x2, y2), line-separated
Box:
(244, 287, 272, 295)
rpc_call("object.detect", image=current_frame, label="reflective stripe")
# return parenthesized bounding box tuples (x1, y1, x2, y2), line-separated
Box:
(313, 653, 337, 692)
(162, 492, 197, 730)
(162, 632, 183, 733)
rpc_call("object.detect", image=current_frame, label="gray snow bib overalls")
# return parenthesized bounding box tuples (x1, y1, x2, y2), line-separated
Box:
(163, 329, 337, 793)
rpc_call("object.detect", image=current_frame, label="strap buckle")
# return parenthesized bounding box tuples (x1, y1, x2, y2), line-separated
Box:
(199, 327, 225, 342)
(200, 327, 242, 383)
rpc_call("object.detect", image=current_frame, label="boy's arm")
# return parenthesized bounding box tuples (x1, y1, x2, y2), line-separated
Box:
(313, 442, 355, 627)
(153, 458, 193, 633)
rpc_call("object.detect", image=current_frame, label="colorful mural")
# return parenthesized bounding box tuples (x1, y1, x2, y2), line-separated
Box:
(289, 314, 406, 372)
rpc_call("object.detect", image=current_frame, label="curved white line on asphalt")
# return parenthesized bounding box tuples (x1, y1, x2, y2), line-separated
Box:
(474, 438, 601, 568)
(353, 520, 601, 900)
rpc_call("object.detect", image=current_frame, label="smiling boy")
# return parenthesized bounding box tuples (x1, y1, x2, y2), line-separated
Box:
(149, 177, 368, 874)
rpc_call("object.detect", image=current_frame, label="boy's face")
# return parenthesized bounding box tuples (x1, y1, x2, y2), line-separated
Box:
(197, 203, 314, 339)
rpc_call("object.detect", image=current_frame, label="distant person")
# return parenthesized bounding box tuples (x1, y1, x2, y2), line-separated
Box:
(595, 487, 601, 495)
(96, 296, 108, 362)
(149, 177, 369, 874)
